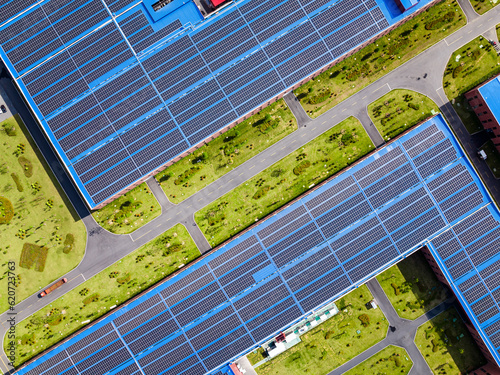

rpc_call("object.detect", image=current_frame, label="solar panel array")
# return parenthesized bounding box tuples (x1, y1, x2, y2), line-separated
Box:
(0, 0, 392, 207)
(16, 116, 500, 375)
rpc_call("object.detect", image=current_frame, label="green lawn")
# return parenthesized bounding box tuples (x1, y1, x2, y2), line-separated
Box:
(415, 308, 486, 374)
(5, 224, 200, 367)
(344, 345, 412, 375)
(443, 36, 500, 134)
(195, 117, 373, 247)
(469, 0, 498, 14)
(376, 251, 448, 320)
(481, 140, 500, 178)
(497, 24, 500, 41)
(91, 183, 161, 234)
(294, 0, 465, 118)
(255, 285, 389, 375)
(368, 89, 439, 140)
(248, 347, 267, 366)
(0, 115, 86, 314)
(155, 100, 297, 204)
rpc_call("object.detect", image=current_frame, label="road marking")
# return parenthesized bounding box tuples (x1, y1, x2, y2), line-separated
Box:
(176, 211, 181, 215)
(239, 172, 244, 176)
(386, 83, 391, 91)
(228, 179, 233, 183)
(132, 230, 151, 241)
(372, 85, 386, 93)
(261, 159, 265, 162)
(351, 102, 357, 106)
(271, 152, 276, 156)
(156, 223, 162, 227)
(362, 95, 367, 99)
(301, 133, 307, 137)
(291, 139, 296, 143)
(468, 29, 473, 34)
(312, 127, 316, 131)
(198, 198, 203, 201)
(331, 114, 336, 119)
(341, 108, 347, 112)
(186, 205, 192, 208)
(208, 191, 213, 195)
(166, 217, 171, 221)
(281, 146, 286, 150)
(249, 165, 255, 169)
(322, 120, 327, 124)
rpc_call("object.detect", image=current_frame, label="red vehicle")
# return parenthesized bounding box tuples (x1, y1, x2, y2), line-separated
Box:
(40, 278, 67, 297)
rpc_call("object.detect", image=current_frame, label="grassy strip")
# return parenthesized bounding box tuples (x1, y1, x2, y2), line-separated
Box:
(368, 89, 439, 140)
(5, 224, 200, 367)
(443, 36, 500, 134)
(481, 140, 500, 178)
(91, 183, 161, 234)
(415, 308, 486, 374)
(469, 0, 498, 14)
(376, 251, 448, 320)
(0, 115, 86, 314)
(294, 0, 465, 118)
(344, 345, 412, 375)
(195, 117, 373, 247)
(255, 285, 388, 375)
(155, 100, 297, 204)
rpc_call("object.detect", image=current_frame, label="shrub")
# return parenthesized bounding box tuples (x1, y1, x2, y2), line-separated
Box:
(3, 123, 17, 136)
(158, 171, 173, 182)
(452, 65, 463, 78)
(341, 132, 353, 145)
(0, 196, 14, 224)
(253, 185, 271, 200)
(308, 89, 331, 104)
(63, 233, 74, 254)
(431, 338, 439, 352)
(18, 156, 33, 177)
(391, 283, 400, 295)
(293, 160, 311, 175)
(425, 11, 455, 30)
(192, 151, 208, 164)
(83, 293, 100, 305)
(46, 314, 63, 326)
(117, 273, 131, 284)
(394, 357, 402, 367)
(358, 314, 370, 327)
(258, 119, 279, 134)
(19, 243, 48, 272)
(20, 333, 35, 345)
(11, 173, 23, 192)
(174, 166, 201, 185)
(408, 102, 420, 110)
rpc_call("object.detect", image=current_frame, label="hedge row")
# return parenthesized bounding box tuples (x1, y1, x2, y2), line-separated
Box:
(425, 11, 455, 30)
(19, 243, 48, 272)
(293, 160, 311, 176)
(253, 185, 270, 200)
(11, 172, 23, 192)
(0, 196, 14, 224)
(174, 166, 202, 185)
(63, 233, 74, 254)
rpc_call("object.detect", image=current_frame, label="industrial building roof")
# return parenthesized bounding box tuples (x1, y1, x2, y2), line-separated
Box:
(479, 76, 500, 126)
(16, 114, 500, 375)
(0, 0, 429, 208)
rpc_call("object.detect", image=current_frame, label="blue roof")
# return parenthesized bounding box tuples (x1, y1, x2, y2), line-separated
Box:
(479, 76, 500, 126)
(15, 114, 500, 375)
(0, 0, 433, 208)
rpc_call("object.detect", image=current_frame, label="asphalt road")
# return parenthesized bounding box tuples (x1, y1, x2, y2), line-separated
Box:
(327, 278, 455, 375)
(0, 0, 499, 372)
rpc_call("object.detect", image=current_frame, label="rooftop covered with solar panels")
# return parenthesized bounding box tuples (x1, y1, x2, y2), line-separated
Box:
(15, 114, 500, 375)
(0, 0, 432, 209)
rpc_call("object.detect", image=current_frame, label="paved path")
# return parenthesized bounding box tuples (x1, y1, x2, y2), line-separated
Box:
(327, 279, 455, 375)
(284, 91, 311, 127)
(0, 1, 499, 372)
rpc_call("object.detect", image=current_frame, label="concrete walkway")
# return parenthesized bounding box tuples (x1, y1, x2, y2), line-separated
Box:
(284, 91, 311, 127)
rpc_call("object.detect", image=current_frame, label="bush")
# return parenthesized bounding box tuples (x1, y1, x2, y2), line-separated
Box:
(431, 338, 439, 352)
(358, 314, 370, 327)
(63, 233, 74, 254)
(452, 65, 463, 78)
(391, 283, 400, 295)
(174, 166, 201, 185)
(425, 11, 455, 30)
(258, 119, 279, 134)
(3, 123, 16, 136)
(11, 173, 23, 192)
(192, 151, 208, 164)
(394, 357, 402, 367)
(293, 160, 311, 175)
(408, 102, 420, 110)
(117, 273, 131, 284)
(308, 89, 331, 104)
(341, 132, 353, 145)
(253, 185, 270, 200)
(19, 243, 48, 272)
(83, 293, 100, 305)
(18, 156, 33, 177)
(0, 196, 14, 224)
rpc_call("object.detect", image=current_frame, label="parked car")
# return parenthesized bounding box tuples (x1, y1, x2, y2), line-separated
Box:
(0, 105, 6, 113)
(478, 149, 487, 160)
